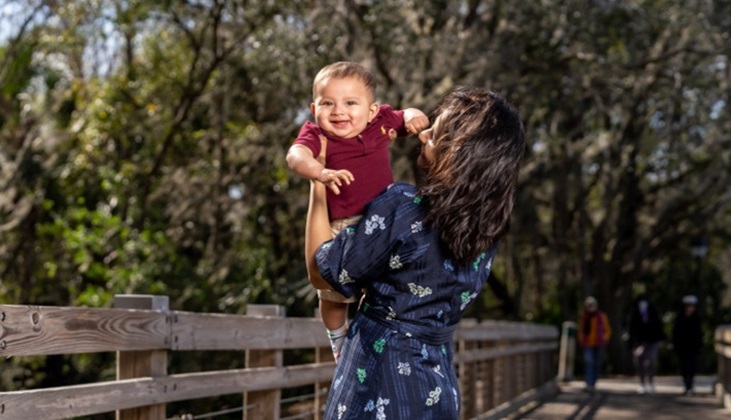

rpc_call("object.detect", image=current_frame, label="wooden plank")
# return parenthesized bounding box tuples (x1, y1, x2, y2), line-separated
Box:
(0, 305, 557, 356)
(171, 312, 329, 350)
(0, 305, 332, 356)
(454, 342, 558, 364)
(479, 379, 559, 420)
(0, 364, 335, 420)
(0, 305, 168, 357)
(456, 326, 558, 342)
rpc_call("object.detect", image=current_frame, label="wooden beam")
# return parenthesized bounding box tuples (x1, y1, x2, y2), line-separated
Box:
(0, 364, 335, 420)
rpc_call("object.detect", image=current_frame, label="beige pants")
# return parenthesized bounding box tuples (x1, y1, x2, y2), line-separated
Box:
(318, 215, 362, 303)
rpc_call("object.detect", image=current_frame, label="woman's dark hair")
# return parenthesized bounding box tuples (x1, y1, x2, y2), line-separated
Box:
(421, 86, 525, 264)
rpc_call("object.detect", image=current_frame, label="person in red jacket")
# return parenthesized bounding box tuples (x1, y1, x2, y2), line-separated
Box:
(578, 296, 612, 393)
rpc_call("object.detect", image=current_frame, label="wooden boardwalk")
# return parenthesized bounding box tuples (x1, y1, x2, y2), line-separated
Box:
(511, 376, 730, 419)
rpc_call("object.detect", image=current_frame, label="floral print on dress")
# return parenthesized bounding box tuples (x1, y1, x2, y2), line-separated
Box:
(364, 397, 391, 420)
(472, 252, 487, 272)
(386, 306, 397, 321)
(425, 387, 442, 406)
(411, 221, 423, 233)
(357, 368, 367, 383)
(333, 374, 344, 390)
(389, 255, 403, 269)
(365, 214, 386, 235)
(398, 362, 412, 376)
(413, 196, 423, 204)
(453, 387, 459, 411)
(460, 290, 478, 311)
(443, 259, 454, 271)
(408, 283, 433, 297)
(338, 269, 354, 285)
(433, 365, 445, 378)
(373, 338, 386, 353)
(421, 344, 428, 359)
(337, 403, 347, 419)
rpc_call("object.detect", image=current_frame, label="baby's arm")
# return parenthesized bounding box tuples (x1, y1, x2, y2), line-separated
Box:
(403, 108, 430, 135)
(286, 143, 354, 195)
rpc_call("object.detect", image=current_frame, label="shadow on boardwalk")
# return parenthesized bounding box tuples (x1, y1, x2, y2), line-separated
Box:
(513, 376, 730, 419)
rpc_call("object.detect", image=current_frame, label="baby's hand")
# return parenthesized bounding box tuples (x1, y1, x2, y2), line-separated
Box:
(316, 134, 354, 194)
(405, 114, 429, 135)
(318, 168, 354, 195)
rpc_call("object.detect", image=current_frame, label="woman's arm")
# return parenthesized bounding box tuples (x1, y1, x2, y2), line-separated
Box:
(304, 142, 334, 290)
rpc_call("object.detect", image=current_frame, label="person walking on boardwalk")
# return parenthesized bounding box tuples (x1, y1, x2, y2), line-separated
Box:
(629, 294, 666, 394)
(578, 296, 612, 393)
(673, 294, 703, 395)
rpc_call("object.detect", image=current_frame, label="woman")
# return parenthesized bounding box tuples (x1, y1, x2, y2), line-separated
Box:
(629, 294, 666, 394)
(306, 86, 525, 418)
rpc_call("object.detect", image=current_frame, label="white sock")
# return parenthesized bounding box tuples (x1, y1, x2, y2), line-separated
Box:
(326, 323, 349, 361)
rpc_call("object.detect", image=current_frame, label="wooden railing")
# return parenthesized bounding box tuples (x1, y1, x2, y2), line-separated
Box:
(0, 294, 559, 420)
(716, 325, 731, 409)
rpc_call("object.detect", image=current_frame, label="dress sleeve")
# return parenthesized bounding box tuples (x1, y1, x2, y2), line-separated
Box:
(315, 185, 408, 297)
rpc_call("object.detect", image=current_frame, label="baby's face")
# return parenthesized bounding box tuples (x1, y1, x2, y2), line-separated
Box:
(311, 76, 378, 139)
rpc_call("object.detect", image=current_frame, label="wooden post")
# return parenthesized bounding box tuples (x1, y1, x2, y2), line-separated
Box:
(558, 321, 576, 382)
(458, 339, 476, 419)
(484, 358, 495, 411)
(115, 294, 169, 420)
(313, 309, 334, 420)
(244, 304, 285, 420)
(506, 348, 516, 400)
(474, 344, 486, 414)
(493, 340, 507, 406)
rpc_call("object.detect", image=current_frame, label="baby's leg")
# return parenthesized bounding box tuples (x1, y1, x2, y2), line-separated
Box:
(319, 298, 348, 330)
(318, 289, 356, 360)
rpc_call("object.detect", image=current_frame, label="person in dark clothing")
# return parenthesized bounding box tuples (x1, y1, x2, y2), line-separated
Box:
(629, 295, 666, 394)
(673, 294, 703, 395)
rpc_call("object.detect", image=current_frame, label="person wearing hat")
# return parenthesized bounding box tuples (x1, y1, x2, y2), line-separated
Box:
(672, 295, 703, 395)
(578, 296, 612, 393)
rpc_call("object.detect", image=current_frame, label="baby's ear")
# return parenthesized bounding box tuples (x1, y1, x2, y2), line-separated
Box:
(368, 102, 379, 122)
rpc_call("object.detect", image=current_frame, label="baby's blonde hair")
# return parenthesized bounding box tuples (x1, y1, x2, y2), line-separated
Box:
(312, 61, 377, 102)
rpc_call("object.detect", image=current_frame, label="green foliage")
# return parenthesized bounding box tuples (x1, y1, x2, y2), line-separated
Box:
(1, 0, 730, 406)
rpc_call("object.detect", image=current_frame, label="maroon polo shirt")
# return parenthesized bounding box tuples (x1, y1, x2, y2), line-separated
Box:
(294, 105, 407, 220)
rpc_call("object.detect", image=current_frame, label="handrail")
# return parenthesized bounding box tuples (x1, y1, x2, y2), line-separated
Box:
(715, 325, 731, 409)
(0, 296, 559, 420)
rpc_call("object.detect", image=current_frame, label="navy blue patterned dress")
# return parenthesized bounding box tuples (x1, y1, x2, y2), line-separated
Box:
(316, 183, 497, 419)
